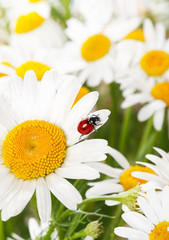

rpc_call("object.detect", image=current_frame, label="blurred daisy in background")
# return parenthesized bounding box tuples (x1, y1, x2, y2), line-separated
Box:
(132, 147, 169, 189)
(57, 16, 141, 87)
(86, 146, 154, 206)
(122, 77, 169, 131)
(2, 0, 66, 51)
(117, 19, 169, 97)
(0, 45, 59, 81)
(0, 70, 110, 222)
(115, 186, 169, 239)
(7, 217, 57, 240)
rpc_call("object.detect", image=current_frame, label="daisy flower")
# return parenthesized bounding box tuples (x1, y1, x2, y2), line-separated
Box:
(8, 6, 65, 51)
(57, 16, 141, 87)
(0, 45, 60, 81)
(0, 70, 110, 223)
(122, 77, 169, 131)
(7, 217, 57, 240)
(115, 186, 169, 240)
(86, 146, 154, 206)
(71, 0, 114, 25)
(118, 19, 169, 97)
(132, 147, 169, 190)
(71, 0, 147, 23)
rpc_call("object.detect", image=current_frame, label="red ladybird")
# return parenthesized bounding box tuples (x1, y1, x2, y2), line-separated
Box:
(77, 115, 101, 135)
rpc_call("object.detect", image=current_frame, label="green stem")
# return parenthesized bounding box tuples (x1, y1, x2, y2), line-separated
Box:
(0, 219, 5, 240)
(136, 130, 159, 163)
(109, 83, 121, 148)
(119, 107, 132, 154)
(70, 229, 86, 239)
(135, 118, 153, 162)
(63, 214, 83, 240)
(58, 209, 73, 222)
(103, 205, 122, 240)
(43, 224, 55, 240)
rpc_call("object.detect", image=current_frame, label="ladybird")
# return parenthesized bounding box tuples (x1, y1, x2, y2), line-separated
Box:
(77, 115, 101, 136)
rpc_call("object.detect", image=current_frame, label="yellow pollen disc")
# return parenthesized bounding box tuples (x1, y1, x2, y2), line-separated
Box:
(124, 29, 145, 41)
(140, 50, 169, 76)
(29, 0, 46, 2)
(15, 12, 45, 33)
(16, 61, 51, 80)
(72, 86, 90, 108)
(151, 81, 169, 107)
(2, 120, 66, 180)
(120, 165, 155, 191)
(2, 62, 14, 68)
(81, 34, 111, 61)
(149, 221, 169, 240)
(0, 73, 7, 77)
(0, 62, 14, 77)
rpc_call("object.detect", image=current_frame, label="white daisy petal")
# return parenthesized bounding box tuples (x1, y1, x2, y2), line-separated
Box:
(63, 92, 99, 145)
(87, 162, 123, 178)
(65, 139, 108, 165)
(138, 100, 166, 122)
(36, 177, 51, 223)
(1, 180, 36, 221)
(49, 76, 81, 126)
(121, 93, 148, 108)
(137, 196, 159, 225)
(122, 212, 154, 234)
(0, 177, 23, 210)
(46, 174, 82, 210)
(162, 186, 169, 221)
(132, 172, 166, 187)
(56, 164, 100, 180)
(86, 181, 123, 198)
(107, 146, 130, 170)
(114, 227, 149, 240)
(153, 108, 165, 131)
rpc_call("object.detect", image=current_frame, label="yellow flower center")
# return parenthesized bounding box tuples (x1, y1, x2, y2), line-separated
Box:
(29, 0, 46, 2)
(124, 29, 145, 41)
(1, 62, 14, 68)
(140, 50, 169, 76)
(15, 12, 45, 33)
(0, 62, 14, 77)
(151, 81, 169, 107)
(16, 61, 51, 80)
(149, 221, 169, 240)
(0, 73, 7, 77)
(120, 165, 155, 191)
(72, 86, 90, 108)
(81, 34, 111, 62)
(2, 120, 66, 180)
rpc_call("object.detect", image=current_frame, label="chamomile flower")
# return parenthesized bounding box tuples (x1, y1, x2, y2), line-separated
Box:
(9, 9, 65, 51)
(8, 218, 57, 240)
(0, 45, 59, 81)
(132, 147, 169, 190)
(71, 0, 147, 23)
(71, 0, 114, 25)
(117, 19, 169, 97)
(122, 77, 169, 131)
(115, 186, 169, 240)
(0, 70, 110, 223)
(57, 17, 141, 87)
(86, 146, 154, 206)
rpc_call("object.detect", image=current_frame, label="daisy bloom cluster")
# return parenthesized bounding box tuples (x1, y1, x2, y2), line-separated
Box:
(121, 19, 169, 131)
(0, 0, 169, 239)
(0, 70, 110, 223)
(115, 186, 169, 240)
(86, 146, 154, 207)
